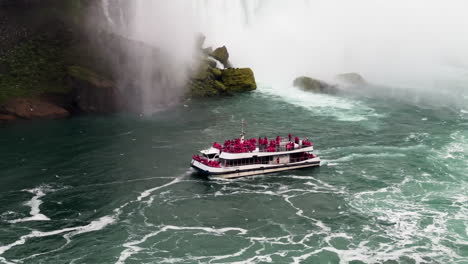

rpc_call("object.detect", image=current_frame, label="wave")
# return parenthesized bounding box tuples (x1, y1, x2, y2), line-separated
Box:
(116, 225, 248, 264)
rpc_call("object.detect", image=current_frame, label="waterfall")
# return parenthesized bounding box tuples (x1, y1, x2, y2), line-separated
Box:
(99, 0, 468, 111)
(101, 0, 114, 26)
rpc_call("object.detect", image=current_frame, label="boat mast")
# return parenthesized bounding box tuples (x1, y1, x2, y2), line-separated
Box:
(240, 119, 246, 142)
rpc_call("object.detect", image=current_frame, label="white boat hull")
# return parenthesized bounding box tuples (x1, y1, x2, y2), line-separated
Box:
(191, 158, 320, 179)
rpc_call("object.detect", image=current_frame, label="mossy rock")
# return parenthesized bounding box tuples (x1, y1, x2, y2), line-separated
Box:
(221, 68, 257, 92)
(188, 61, 226, 97)
(210, 67, 222, 78)
(0, 37, 71, 104)
(189, 79, 221, 97)
(335, 72, 367, 85)
(293, 76, 336, 93)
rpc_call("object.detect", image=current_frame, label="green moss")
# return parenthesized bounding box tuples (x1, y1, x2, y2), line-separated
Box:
(221, 68, 257, 92)
(0, 37, 70, 103)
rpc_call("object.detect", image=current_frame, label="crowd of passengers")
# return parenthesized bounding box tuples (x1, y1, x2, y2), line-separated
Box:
(192, 155, 221, 168)
(212, 134, 313, 154)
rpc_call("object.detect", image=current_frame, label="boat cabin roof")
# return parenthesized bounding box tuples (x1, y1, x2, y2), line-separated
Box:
(219, 146, 314, 160)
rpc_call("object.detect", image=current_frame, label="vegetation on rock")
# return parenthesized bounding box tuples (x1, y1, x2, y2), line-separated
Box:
(188, 45, 256, 97)
(221, 68, 257, 92)
(0, 36, 70, 104)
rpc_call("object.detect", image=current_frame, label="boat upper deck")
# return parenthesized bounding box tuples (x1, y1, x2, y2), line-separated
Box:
(203, 135, 315, 160)
(219, 145, 314, 160)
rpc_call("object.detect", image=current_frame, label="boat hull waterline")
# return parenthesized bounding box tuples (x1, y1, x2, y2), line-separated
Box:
(191, 157, 321, 179)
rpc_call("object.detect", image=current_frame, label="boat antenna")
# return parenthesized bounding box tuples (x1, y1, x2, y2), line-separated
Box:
(241, 119, 246, 141)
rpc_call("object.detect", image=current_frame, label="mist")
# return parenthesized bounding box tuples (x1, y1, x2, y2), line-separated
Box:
(101, 0, 468, 110)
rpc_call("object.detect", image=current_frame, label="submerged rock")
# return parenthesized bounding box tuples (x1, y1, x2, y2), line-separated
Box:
(293, 76, 337, 93)
(221, 68, 257, 92)
(335, 72, 366, 86)
(0, 97, 69, 119)
(68, 66, 123, 113)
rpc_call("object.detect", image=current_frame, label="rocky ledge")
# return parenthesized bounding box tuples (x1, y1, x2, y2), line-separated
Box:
(0, 97, 69, 121)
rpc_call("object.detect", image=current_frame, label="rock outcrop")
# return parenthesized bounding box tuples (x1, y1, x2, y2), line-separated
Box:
(335, 73, 366, 86)
(293, 76, 337, 93)
(210, 46, 231, 68)
(0, 97, 69, 119)
(221, 68, 256, 92)
(189, 44, 256, 97)
(188, 60, 226, 97)
(68, 66, 123, 113)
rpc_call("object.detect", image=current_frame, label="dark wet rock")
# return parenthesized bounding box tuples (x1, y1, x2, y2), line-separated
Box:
(335, 72, 367, 86)
(221, 68, 257, 92)
(68, 66, 124, 113)
(210, 46, 232, 68)
(293, 76, 337, 93)
(0, 97, 69, 119)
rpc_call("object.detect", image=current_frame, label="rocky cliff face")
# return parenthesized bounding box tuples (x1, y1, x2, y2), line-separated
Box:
(0, 1, 258, 123)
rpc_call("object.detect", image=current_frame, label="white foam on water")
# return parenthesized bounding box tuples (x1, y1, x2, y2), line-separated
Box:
(328, 153, 406, 163)
(0, 257, 14, 264)
(15, 215, 118, 262)
(137, 177, 182, 201)
(347, 173, 467, 263)
(8, 186, 52, 223)
(259, 84, 381, 122)
(2, 174, 187, 262)
(116, 225, 248, 264)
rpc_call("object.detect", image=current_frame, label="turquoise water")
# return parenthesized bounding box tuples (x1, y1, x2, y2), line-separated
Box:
(0, 85, 467, 263)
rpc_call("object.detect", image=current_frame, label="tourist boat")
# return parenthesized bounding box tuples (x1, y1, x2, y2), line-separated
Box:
(190, 123, 320, 179)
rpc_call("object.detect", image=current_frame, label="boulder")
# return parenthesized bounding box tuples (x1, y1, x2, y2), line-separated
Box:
(293, 76, 337, 93)
(221, 68, 257, 92)
(0, 97, 69, 119)
(68, 66, 124, 113)
(335, 72, 366, 86)
(210, 46, 231, 68)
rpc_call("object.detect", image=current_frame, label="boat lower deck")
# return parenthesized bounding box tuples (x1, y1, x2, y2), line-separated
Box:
(191, 158, 320, 179)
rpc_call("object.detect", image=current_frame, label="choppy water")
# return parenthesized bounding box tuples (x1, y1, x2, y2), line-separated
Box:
(0, 85, 467, 263)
